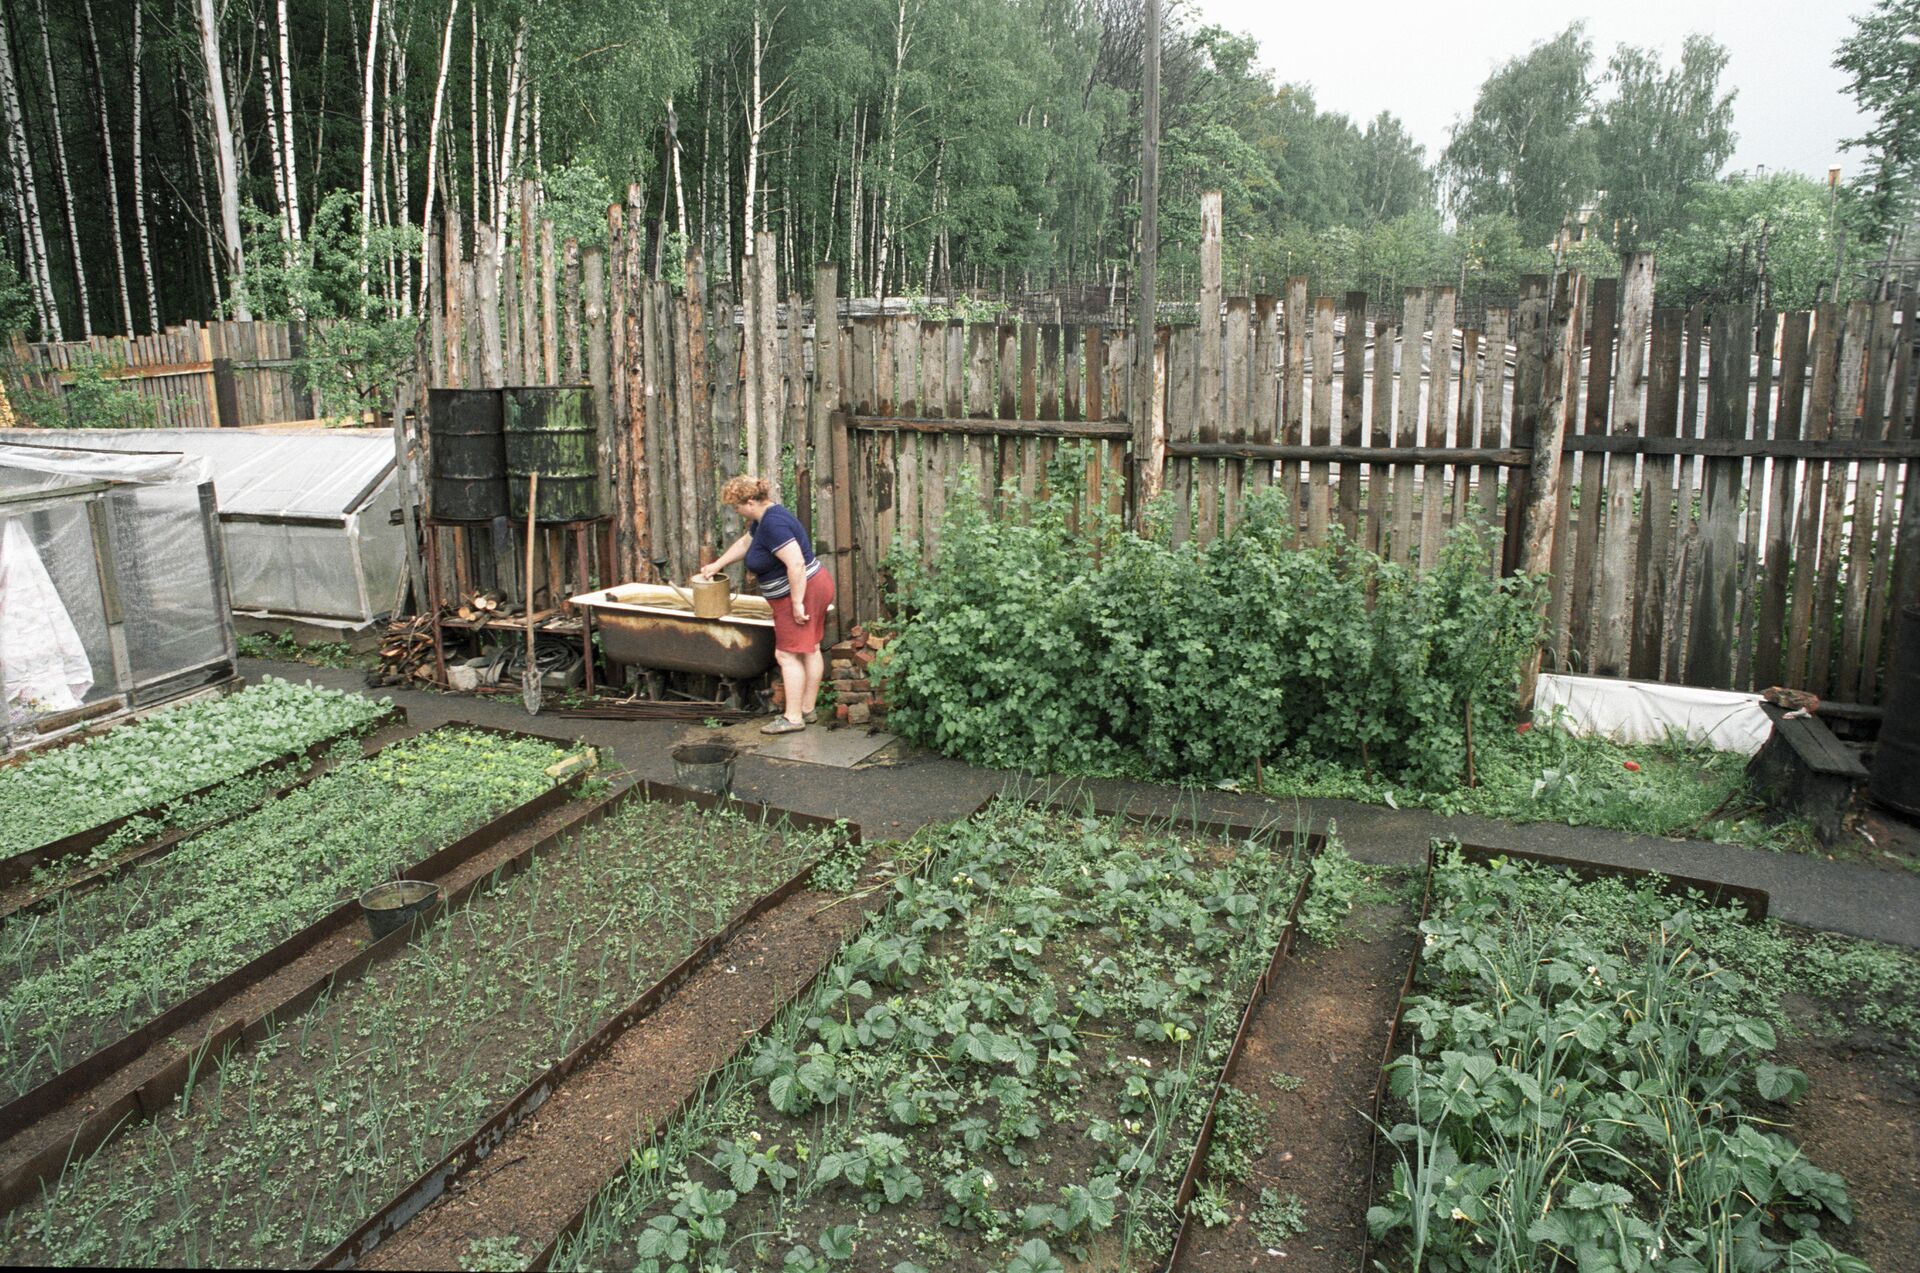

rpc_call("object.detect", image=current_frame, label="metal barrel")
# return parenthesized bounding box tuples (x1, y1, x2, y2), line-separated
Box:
(502, 386, 605, 523)
(1869, 603, 1920, 817)
(426, 388, 509, 522)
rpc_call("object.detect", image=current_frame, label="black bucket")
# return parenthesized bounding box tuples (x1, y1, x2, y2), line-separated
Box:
(427, 388, 509, 522)
(358, 880, 445, 941)
(1870, 603, 1920, 818)
(671, 742, 737, 796)
(504, 386, 605, 523)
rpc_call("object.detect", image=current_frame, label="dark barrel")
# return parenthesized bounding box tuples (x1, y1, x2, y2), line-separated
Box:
(502, 385, 605, 522)
(1870, 602, 1920, 817)
(426, 388, 508, 521)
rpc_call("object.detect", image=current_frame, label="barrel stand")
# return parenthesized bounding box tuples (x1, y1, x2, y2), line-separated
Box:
(424, 515, 615, 690)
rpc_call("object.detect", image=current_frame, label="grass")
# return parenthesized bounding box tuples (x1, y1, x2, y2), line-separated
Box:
(548, 796, 1312, 1272)
(236, 630, 369, 670)
(1258, 716, 1820, 856)
(0, 798, 845, 1267)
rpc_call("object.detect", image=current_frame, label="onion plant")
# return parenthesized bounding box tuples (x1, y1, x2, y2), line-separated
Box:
(0, 798, 843, 1268)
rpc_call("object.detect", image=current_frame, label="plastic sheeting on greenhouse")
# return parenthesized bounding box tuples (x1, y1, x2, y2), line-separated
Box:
(0, 429, 404, 627)
(0, 441, 236, 752)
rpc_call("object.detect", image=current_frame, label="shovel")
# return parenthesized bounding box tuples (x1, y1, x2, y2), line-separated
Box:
(522, 473, 542, 716)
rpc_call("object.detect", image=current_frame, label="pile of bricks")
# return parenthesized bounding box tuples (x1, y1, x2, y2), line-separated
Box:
(773, 626, 890, 725)
(829, 626, 890, 724)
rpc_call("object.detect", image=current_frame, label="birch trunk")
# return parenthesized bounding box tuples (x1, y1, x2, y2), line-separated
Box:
(81, 0, 133, 334)
(276, 0, 300, 240)
(0, 2, 55, 339)
(195, 0, 248, 316)
(872, 0, 911, 297)
(258, 22, 290, 243)
(743, 12, 765, 264)
(359, 0, 381, 306)
(487, 24, 526, 301)
(666, 96, 688, 250)
(847, 104, 863, 292)
(392, 5, 411, 313)
(130, 0, 158, 330)
(32, 0, 92, 337)
(468, 6, 480, 234)
(417, 0, 461, 313)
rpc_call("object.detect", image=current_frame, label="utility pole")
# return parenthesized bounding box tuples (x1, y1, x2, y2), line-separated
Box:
(1132, 0, 1161, 519)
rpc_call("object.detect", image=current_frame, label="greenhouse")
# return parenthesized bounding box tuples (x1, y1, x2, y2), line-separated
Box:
(0, 428, 405, 635)
(0, 441, 236, 754)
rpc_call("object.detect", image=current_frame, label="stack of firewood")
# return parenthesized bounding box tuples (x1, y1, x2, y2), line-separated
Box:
(371, 614, 439, 686)
(454, 590, 510, 622)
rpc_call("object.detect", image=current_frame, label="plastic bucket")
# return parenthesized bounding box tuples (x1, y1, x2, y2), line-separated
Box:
(671, 742, 737, 796)
(358, 880, 444, 941)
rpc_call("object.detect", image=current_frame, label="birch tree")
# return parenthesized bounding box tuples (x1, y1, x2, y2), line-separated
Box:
(129, 0, 158, 330)
(359, 0, 382, 306)
(417, 0, 462, 311)
(80, 0, 133, 335)
(195, 0, 249, 317)
(32, 0, 92, 337)
(276, 0, 301, 241)
(872, 0, 916, 296)
(0, 0, 56, 338)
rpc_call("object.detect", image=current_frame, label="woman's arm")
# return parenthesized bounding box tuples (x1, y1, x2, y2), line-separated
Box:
(696, 533, 753, 579)
(775, 541, 810, 622)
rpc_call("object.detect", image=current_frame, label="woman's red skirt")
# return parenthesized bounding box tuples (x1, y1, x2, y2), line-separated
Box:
(769, 570, 834, 653)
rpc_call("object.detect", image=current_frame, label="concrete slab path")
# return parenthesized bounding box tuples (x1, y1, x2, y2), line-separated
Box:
(245, 659, 1920, 949)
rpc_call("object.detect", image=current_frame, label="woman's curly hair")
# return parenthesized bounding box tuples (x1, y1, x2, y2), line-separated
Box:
(720, 475, 772, 506)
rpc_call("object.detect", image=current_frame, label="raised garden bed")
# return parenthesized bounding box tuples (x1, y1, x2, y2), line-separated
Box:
(546, 797, 1316, 1273)
(0, 678, 396, 885)
(1362, 845, 1893, 1271)
(0, 726, 574, 1106)
(0, 705, 408, 923)
(0, 785, 853, 1267)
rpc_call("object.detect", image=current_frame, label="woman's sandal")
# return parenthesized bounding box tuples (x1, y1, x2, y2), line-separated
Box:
(761, 716, 807, 735)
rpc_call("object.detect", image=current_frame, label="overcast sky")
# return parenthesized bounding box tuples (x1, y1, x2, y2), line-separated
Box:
(1192, 0, 1872, 183)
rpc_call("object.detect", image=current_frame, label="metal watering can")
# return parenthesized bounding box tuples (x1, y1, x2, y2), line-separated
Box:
(652, 557, 734, 619)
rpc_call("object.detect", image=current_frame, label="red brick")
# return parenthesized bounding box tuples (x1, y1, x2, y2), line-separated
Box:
(835, 703, 850, 722)
(853, 648, 877, 668)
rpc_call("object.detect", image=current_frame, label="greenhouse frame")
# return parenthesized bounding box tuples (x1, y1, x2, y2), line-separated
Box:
(0, 442, 238, 754)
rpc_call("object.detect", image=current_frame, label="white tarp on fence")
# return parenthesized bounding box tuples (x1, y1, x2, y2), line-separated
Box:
(1533, 673, 1771, 755)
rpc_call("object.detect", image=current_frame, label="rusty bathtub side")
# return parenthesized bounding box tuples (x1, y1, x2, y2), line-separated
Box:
(571, 584, 777, 679)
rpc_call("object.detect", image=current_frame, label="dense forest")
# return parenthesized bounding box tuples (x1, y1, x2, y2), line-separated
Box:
(0, 0, 1910, 343)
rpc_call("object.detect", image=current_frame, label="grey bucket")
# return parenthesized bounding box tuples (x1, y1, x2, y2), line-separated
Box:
(358, 880, 445, 941)
(671, 742, 738, 796)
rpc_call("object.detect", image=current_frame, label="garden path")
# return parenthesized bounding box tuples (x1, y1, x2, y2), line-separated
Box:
(242, 659, 1920, 949)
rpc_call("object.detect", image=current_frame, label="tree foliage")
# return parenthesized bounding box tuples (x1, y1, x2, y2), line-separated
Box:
(1594, 36, 1737, 246)
(1834, 0, 1920, 241)
(1443, 24, 1599, 245)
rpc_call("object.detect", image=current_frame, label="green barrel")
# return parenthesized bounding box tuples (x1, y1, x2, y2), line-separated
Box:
(426, 388, 508, 522)
(502, 386, 605, 523)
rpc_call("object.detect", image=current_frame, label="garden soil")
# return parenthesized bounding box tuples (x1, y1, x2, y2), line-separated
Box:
(1177, 902, 1418, 1273)
(1774, 1003, 1920, 1271)
(361, 883, 879, 1270)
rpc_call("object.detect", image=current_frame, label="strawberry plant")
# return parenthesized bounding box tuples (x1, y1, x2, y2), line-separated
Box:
(553, 798, 1311, 1271)
(0, 678, 388, 858)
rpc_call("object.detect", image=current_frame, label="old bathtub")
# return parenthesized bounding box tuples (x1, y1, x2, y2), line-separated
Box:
(569, 583, 777, 680)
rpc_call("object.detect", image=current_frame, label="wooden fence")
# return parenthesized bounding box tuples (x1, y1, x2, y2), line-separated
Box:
(10, 321, 318, 428)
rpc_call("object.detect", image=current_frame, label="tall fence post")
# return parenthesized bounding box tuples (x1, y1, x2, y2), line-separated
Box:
(1517, 271, 1587, 709)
